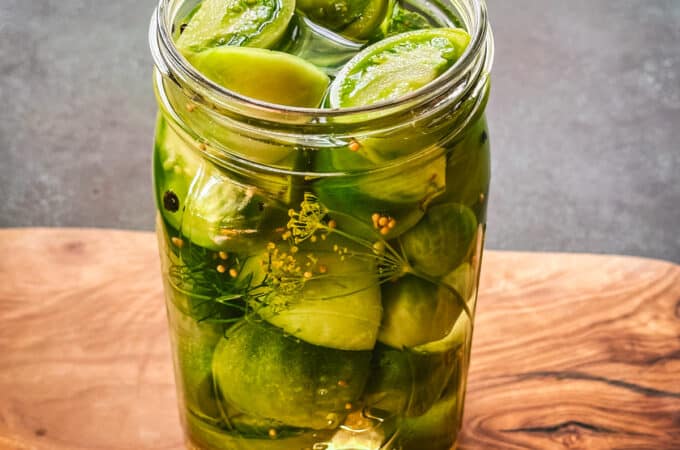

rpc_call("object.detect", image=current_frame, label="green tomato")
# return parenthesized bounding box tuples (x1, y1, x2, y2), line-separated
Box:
(442, 262, 475, 304)
(254, 233, 383, 350)
(341, 0, 390, 39)
(314, 153, 445, 239)
(297, 0, 369, 31)
(154, 116, 285, 251)
(437, 116, 491, 221)
(187, 47, 330, 108)
(328, 28, 470, 108)
(185, 411, 334, 450)
(382, 4, 432, 37)
(176, 0, 295, 52)
(166, 299, 225, 422)
(401, 203, 477, 278)
(363, 343, 458, 418)
(212, 319, 372, 429)
(378, 275, 462, 348)
(297, 0, 389, 40)
(399, 387, 459, 450)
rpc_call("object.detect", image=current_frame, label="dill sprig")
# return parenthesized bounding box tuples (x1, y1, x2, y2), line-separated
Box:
(164, 234, 256, 324)
(163, 191, 471, 325)
(280, 194, 472, 320)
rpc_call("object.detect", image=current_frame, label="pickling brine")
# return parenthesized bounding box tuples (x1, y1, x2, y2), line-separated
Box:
(148, 0, 493, 448)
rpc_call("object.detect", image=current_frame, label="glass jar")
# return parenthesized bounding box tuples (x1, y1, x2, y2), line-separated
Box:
(149, 0, 493, 448)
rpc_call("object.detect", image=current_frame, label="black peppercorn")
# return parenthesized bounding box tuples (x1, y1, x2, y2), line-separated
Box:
(163, 190, 180, 212)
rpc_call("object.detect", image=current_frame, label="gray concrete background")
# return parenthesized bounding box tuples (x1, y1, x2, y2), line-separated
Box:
(1, 1, 679, 262)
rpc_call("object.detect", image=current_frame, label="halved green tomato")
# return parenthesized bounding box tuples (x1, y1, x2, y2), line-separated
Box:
(438, 116, 491, 220)
(176, 0, 295, 52)
(362, 343, 458, 417)
(313, 167, 444, 239)
(401, 203, 477, 278)
(298, 0, 389, 40)
(382, 3, 432, 37)
(166, 299, 225, 422)
(212, 319, 372, 429)
(329, 28, 471, 108)
(399, 387, 459, 450)
(154, 116, 290, 251)
(341, 0, 390, 39)
(186, 412, 334, 450)
(378, 275, 462, 348)
(249, 233, 383, 350)
(188, 47, 330, 107)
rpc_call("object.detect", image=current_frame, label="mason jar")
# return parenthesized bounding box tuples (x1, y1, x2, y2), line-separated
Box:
(149, 0, 493, 447)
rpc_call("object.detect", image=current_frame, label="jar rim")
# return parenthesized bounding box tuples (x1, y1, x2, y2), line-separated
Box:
(149, 0, 493, 125)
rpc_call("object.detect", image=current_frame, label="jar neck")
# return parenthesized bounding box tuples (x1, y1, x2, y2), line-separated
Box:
(149, 0, 493, 171)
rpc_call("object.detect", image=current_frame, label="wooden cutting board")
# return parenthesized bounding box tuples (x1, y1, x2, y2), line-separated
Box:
(0, 228, 678, 450)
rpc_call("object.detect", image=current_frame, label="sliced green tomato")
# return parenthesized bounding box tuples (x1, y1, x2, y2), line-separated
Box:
(401, 203, 477, 278)
(442, 262, 474, 304)
(341, 0, 389, 39)
(413, 310, 467, 354)
(175, 0, 295, 52)
(363, 343, 458, 417)
(378, 276, 462, 348)
(158, 75, 301, 167)
(400, 388, 459, 450)
(154, 117, 279, 251)
(253, 234, 382, 350)
(188, 47, 330, 107)
(313, 153, 445, 239)
(298, 0, 388, 40)
(166, 299, 225, 422)
(297, 0, 369, 31)
(329, 28, 471, 108)
(383, 4, 432, 37)
(438, 116, 491, 219)
(186, 412, 334, 450)
(212, 320, 372, 429)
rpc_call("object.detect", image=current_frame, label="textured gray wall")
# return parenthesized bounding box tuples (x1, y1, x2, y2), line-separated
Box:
(1, 1, 679, 262)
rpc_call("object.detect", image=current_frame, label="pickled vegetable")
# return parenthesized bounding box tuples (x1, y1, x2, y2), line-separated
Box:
(167, 300, 224, 421)
(176, 0, 295, 52)
(212, 320, 372, 429)
(400, 387, 459, 449)
(298, 0, 388, 39)
(186, 412, 334, 450)
(328, 28, 471, 108)
(401, 203, 477, 277)
(188, 47, 330, 107)
(363, 343, 459, 417)
(154, 118, 268, 251)
(254, 234, 383, 350)
(440, 116, 491, 219)
(378, 275, 462, 348)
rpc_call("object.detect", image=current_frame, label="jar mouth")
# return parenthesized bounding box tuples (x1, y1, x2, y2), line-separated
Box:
(149, 0, 493, 125)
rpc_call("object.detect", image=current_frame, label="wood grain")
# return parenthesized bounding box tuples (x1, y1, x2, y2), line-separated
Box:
(0, 229, 678, 450)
